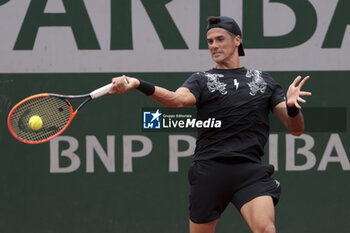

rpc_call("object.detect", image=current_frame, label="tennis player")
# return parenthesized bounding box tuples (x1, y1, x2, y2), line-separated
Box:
(110, 16, 311, 233)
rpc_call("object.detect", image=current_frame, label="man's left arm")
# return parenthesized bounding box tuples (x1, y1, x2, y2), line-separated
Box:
(273, 76, 312, 136)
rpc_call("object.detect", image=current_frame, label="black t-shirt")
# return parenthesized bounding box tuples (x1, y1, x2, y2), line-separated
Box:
(182, 67, 285, 163)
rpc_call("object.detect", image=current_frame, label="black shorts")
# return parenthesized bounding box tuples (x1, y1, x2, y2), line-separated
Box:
(188, 157, 281, 223)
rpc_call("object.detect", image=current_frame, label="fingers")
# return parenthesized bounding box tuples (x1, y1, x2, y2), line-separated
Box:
(297, 75, 310, 88)
(110, 75, 131, 94)
(294, 101, 301, 109)
(124, 76, 129, 84)
(287, 94, 309, 109)
(299, 91, 312, 96)
(291, 75, 310, 88)
(287, 97, 302, 109)
(297, 96, 306, 104)
(292, 75, 302, 86)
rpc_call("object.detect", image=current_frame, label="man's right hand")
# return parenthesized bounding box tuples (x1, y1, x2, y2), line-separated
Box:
(109, 75, 140, 94)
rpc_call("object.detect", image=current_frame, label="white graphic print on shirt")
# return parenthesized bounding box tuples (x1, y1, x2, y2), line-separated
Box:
(246, 69, 267, 96)
(204, 72, 227, 95)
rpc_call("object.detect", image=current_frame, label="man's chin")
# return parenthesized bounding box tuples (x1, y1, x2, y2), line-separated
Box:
(212, 57, 223, 63)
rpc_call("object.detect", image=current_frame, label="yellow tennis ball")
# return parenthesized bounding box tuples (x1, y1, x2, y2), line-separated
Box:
(29, 115, 43, 130)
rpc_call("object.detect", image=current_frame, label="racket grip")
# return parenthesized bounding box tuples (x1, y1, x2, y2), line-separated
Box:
(90, 83, 113, 99)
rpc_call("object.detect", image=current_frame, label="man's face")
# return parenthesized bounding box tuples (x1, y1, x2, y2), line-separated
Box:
(207, 28, 240, 65)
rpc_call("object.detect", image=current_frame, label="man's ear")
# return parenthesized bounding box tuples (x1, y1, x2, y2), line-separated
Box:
(235, 35, 242, 46)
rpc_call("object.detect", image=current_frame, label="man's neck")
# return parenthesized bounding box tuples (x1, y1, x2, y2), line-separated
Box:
(215, 58, 242, 69)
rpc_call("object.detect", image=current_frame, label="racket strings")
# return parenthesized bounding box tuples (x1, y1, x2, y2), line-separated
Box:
(9, 96, 71, 142)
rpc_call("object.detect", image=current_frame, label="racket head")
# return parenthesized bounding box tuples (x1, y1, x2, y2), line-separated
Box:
(7, 93, 75, 144)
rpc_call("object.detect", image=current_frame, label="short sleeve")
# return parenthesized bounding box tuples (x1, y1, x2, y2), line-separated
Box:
(181, 73, 202, 103)
(268, 75, 286, 110)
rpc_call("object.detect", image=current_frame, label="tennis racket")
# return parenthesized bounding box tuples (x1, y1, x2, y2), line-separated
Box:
(7, 78, 128, 144)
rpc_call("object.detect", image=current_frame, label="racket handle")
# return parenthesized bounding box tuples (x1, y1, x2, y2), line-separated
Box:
(90, 77, 129, 99)
(90, 83, 112, 99)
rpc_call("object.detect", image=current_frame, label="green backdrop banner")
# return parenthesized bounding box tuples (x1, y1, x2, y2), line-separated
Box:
(0, 71, 349, 233)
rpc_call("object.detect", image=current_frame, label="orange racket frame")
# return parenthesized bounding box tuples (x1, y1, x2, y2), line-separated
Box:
(7, 82, 114, 144)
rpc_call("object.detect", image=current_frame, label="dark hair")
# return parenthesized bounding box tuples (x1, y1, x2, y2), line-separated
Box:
(207, 16, 221, 25)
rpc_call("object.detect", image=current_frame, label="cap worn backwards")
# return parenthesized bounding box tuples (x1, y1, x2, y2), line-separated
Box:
(206, 16, 245, 56)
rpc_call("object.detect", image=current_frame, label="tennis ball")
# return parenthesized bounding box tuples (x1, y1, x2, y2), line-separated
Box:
(28, 115, 43, 130)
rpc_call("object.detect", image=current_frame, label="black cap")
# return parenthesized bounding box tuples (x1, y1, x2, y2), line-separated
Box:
(206, 16, 245, 56)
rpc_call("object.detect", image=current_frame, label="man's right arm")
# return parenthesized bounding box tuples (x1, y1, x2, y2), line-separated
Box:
(109, 76, 197, 108)
(150, 86, 196, 108)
